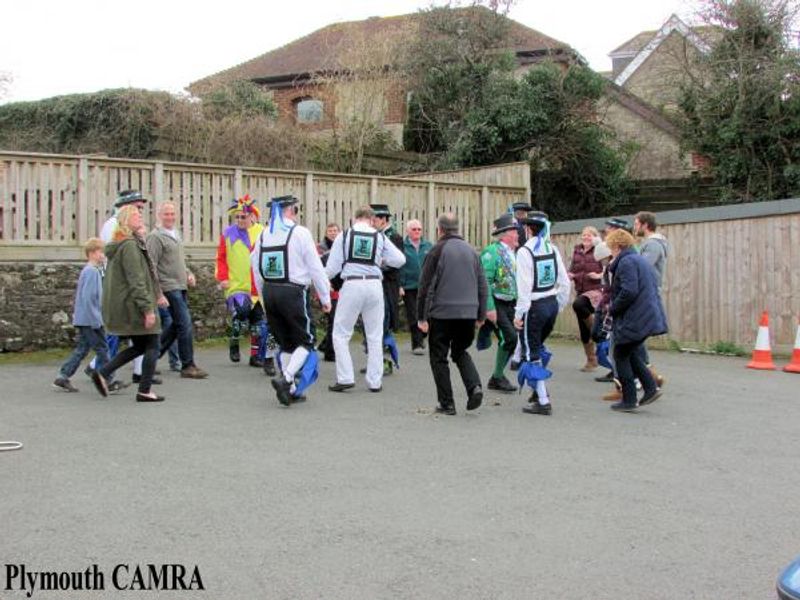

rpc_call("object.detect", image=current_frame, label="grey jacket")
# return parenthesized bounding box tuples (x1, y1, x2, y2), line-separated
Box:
(72, 264, 104, 328)
(417, 234, 488, 321)
(639, 233, 669, 289)
(146, 228, 191, 293)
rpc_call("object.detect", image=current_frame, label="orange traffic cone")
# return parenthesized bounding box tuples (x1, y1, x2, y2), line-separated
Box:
(783, 318, 800, 374)
(747, 311, 776, 370)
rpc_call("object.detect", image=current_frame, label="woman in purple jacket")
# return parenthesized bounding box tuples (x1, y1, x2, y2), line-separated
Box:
(568, 226, 603, 371)
(606, 229, 668, 412)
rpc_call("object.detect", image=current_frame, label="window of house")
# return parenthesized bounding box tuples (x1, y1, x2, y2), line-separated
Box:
(295, 98, 323, 124)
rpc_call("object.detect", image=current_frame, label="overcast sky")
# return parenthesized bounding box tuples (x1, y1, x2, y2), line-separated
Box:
(1, 0, 698, 103)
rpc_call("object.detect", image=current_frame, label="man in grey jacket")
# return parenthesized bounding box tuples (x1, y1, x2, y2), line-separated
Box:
(634, 211, 669, 290)
(417, 213, 488, 415)
(146, 202, 208, 379)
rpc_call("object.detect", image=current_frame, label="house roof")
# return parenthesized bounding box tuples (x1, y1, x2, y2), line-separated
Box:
(609, 30, 657, 57)
(188, 9, 574, 95)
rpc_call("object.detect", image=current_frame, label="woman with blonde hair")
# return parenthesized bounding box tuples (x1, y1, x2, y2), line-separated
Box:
(568, 225, 603, 371)
(605, 229, 667, 412)
(90, 204, 165, 402)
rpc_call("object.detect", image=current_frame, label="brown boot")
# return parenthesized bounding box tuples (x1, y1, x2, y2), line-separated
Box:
(649, 366, 665, 388)
(602, 380, 622, 401)
(580, 341, 598, 372)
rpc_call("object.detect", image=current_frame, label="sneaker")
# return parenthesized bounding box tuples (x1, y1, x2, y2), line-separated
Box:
(487, 375, 516, 393)
(107, 380, 130, 393)
(180, 365, 209, 379)
(611, 401, 638, 413)
(229, 344, 240, 363)
(132, 374, 162, 385)
(639, 389, 663, 407)
(263, 357, 276, 377)
(412, 347, 425, 356)
(595, 370, 615, 383)
(271, 377, 292, 406)
(249, 356, 265, 368)
(522, 402, 552, 416)
(53, 377, 78, 393)
(466, 385, 483, 411)
(435, 404, 456, 416)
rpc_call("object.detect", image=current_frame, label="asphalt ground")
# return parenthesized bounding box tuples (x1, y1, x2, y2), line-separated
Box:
(1, 340, 798, 599)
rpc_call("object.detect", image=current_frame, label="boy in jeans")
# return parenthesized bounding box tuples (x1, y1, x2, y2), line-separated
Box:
(53, 238, 126, 393)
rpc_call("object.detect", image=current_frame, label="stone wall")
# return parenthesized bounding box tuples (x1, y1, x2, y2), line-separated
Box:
(0, 261, 229, 352)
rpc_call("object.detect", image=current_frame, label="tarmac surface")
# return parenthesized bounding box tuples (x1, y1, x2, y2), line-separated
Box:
(1, 340, 798, 599)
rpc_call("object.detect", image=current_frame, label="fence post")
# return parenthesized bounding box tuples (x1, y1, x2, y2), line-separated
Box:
(153, 162, 165, 204)
(76, 157, 89, 243)
(481, 185, 490, 248)
(233, 168, 243, 201)
(427, 181, 436, 241)
(305, 172, 316, 238)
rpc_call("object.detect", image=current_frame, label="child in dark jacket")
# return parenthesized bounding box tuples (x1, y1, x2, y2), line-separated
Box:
(53, 239, 121, 392)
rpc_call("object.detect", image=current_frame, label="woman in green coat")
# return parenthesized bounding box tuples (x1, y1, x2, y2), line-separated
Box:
(91, 205, 164, 402)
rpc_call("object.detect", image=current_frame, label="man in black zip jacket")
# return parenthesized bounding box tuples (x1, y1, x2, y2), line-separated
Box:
(417, 213, 488, 415)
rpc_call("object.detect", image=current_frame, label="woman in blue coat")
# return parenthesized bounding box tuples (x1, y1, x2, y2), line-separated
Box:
(606, 229, 668, 412)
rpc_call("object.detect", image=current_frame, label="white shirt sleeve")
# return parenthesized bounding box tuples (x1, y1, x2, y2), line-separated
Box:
(250, 232, 265, 306)
(100, 216, 117, 243)
(299, 228, 331, 306)
(554, 245, 572, 311)
(515, 247, 533, 320)
(380, 234, 406, 269)
(325, 232, 346, 280)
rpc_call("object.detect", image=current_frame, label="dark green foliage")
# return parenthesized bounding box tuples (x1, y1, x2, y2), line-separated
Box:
(679, 0, 800, 201)
(200, 80, 277, 120)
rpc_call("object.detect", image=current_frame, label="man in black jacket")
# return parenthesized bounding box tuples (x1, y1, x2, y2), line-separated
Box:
(417, 213, 488, 415)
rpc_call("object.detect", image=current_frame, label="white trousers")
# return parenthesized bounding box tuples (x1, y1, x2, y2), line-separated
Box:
(333, 279, 385, 389)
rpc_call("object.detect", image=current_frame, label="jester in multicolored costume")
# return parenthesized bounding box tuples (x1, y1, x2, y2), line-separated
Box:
(214, 195, 276, 375)
(477, 213, 520, 393)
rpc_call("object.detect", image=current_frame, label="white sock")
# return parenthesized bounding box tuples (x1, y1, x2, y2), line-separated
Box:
(285, 347, 310, 383)
(535, 379, 550, 405)
(279, 352, 291, 377)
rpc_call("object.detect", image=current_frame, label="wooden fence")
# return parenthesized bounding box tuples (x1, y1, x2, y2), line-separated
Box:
(0, 151, 527, 260)
(550, 199, 800, 351)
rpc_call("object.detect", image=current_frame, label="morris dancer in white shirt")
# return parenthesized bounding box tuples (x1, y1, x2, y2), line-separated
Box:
(252, 196, 331, 407)
(325, 206, 406, 393)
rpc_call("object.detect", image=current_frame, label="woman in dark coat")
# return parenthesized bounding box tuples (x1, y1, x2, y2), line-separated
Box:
(606, 229, 668, 412)
(90, 204, 165, 402)
(568, 226, 603, 371)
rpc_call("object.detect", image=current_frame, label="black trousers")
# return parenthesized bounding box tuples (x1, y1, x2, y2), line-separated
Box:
(494, 298, 518, 354)
(572, 294, 594, 344)
(263, 283, 313, 353)
(403, 288, 426, 349)
(428, 318, 481, 407)
(318, 298, 338, 358)
(613, 340, 657, 406)
(99, 334, 159, 393)
(519, 295, 559, 363)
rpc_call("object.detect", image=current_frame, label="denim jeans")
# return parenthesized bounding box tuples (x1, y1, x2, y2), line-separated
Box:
(158, 306, 180, 369)
(60, 326, 109, 378)
(159, 289, 194, 369)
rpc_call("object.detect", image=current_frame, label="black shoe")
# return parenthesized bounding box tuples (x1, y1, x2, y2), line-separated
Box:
(107, 380, 130, 393)
(639, 389, 662, 406)
(132, 374, 162, 385)
(466, 385, 483, 411)
(435, 404, 456, 416)
(291, 394, 307, 403)
(595, 370, 615, 383)
(271, 377, 292, 406)
(53, 377, 79, 393)
(229, 344, 240, 363)
(611, 401, 638, 412)
(487, 376, 516, 393)
(522, 402, 552, 416)
(263, 357, 276, 377)
(369, 386, 382, 393)
(328, 382, 355, 393)
(91, 371, 109, 398)
(509, 360, 521, 372)
(136, 392, 165, 402)
(249, 356, 265, 368)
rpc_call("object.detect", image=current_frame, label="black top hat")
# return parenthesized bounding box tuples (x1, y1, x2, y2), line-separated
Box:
(114, 190, 147, 208)
(370, 204, 391, 217)
(511, 201, 533, 212)
(521, 211, 549, 226)
(492, 213, 517, 235)
(269, 195, 299, 207)
(605, 217, 630, 230)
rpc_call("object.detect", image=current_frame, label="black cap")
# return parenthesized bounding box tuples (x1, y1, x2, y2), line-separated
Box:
(370, 204, 391, 217)
(605, 217, 630, 230)
(521, 211, 549, 226)
(511, 202, 533, 212)
(114, 190, 147, 208)
(269, 195, 299, 207)
(492, 213, 517, 235)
